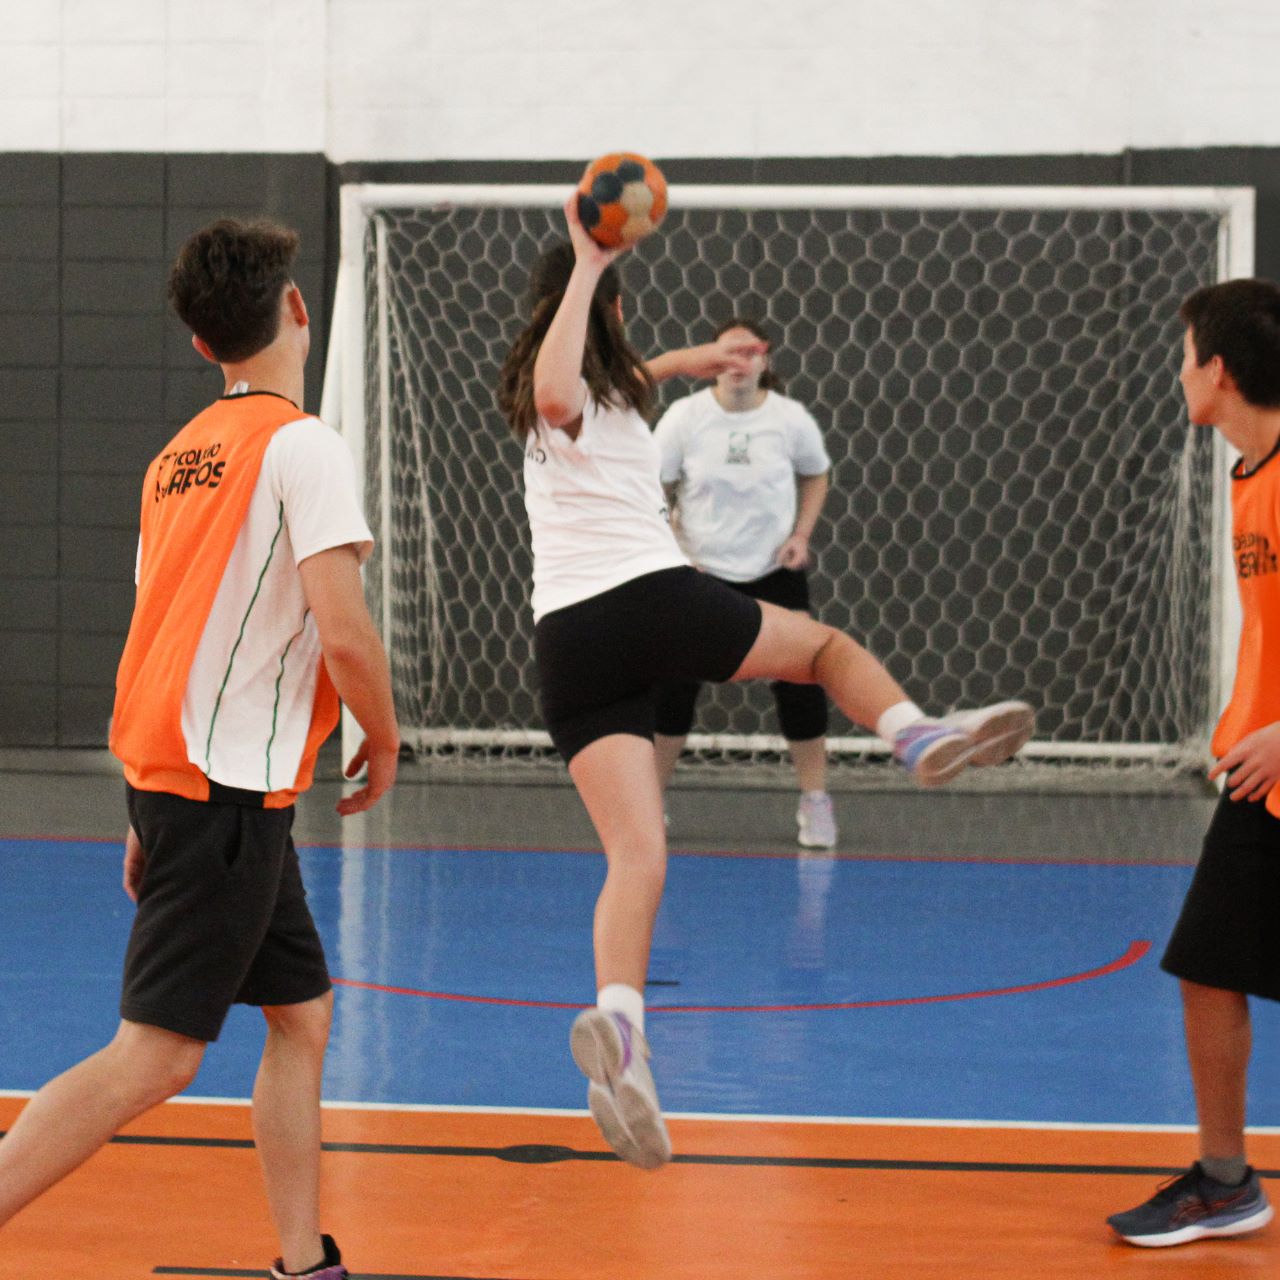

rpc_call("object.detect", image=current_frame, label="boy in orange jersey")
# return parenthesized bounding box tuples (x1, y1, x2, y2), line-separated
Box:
(0, 219, 398, 1279)
(1109, 279, 1280, 1248)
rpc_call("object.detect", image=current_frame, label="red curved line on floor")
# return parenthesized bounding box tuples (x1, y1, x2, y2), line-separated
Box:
(332, 939, 1151, 1014)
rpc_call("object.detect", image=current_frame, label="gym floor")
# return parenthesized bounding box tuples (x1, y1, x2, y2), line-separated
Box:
(2, 751, 1277, 1278)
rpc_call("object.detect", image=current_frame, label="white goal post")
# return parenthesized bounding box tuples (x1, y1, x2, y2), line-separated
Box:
(322, 182, 1254, 782)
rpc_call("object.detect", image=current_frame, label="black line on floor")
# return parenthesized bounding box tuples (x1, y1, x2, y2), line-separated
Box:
(154, 1270, 513, 1278)
(42, 1132, 1275, 1178)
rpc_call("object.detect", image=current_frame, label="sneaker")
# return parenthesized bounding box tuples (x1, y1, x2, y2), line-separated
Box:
(270, 1234, 347, 1279)
(797, 791, 837, 849)
(1107, 1164, 1273, 1247)
(942, 700, 1036, 766)
(571, 1008, 671, 1170)
(893, 701, 1034, 787)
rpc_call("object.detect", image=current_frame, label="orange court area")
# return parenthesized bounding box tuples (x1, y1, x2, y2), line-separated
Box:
(2, 1097, 1278, 1279)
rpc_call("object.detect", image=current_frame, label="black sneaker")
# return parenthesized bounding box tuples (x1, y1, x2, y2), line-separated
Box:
(1107, 1163, 1272, 1247)
(270, 1234, 348, 1278)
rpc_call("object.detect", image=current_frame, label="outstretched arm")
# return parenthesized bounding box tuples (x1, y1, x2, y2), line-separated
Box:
(646, 330, 767, 384)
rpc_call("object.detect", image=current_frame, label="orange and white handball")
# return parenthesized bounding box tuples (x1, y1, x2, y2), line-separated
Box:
(576, 152, 669, 249)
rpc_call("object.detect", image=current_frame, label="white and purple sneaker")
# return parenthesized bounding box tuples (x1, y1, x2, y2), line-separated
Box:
(270, 1234, 347, 1279)
(571, 1008, 671, 1171)
(893, 701, 1034, 786)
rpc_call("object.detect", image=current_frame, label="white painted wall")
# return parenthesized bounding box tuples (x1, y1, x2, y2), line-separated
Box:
(1, 0, 1278, 158)
(0, 0, 326, 152)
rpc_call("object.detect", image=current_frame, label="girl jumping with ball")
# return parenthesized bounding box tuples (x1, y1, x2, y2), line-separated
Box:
(497, 194, 1035, 1171)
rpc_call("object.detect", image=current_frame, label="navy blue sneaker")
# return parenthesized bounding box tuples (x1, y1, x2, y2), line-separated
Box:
(1108, 1164, 1272, 1247)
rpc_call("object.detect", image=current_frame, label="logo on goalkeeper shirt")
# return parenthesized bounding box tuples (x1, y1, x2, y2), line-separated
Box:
(726, 431, 751, 465)
(1235, 531, 1278, 579)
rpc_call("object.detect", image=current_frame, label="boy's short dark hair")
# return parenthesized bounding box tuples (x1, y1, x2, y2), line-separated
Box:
(168, 218, 300, 363)
(1179, 278, 1280, 408)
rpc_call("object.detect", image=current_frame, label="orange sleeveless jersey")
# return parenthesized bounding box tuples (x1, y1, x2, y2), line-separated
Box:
(1211, 449, 1280, 816)
(111, 395, 339, 808)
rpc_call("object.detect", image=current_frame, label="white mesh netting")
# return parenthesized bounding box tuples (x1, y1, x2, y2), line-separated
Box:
(345, 192, 1233, 790)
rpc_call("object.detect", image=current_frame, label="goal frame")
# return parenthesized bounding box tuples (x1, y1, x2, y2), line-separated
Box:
(322, 182, 1255, 770)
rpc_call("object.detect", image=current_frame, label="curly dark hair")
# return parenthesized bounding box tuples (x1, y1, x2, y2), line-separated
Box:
(168, 218, 300, 363)
(498, 241, 654, 440)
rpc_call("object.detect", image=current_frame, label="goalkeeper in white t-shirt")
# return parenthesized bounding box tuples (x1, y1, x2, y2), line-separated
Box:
(652, 319, 839, 848)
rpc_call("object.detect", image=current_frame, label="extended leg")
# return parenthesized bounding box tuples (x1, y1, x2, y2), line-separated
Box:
(0, 1020, 204, 1226)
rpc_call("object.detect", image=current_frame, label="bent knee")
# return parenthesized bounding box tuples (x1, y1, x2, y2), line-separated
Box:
(262, 989, 334, 1043)
(110, 1025, 205, 1103)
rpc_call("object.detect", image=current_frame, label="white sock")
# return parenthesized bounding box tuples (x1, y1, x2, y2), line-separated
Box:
(876, 701, 925, 747)
(597, 982, 645, 1035)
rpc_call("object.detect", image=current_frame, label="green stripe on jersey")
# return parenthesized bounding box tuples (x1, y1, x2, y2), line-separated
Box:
(204, 502, 286, 776)
(265, 610, 310, 790)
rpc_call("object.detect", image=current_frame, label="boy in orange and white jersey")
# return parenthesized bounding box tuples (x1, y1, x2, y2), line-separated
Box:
(0, 219, 397, 1279)
(1110, 279, 1280, 1248)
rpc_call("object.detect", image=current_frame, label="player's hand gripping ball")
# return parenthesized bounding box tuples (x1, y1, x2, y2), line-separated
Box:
(576, 153, 668, 249)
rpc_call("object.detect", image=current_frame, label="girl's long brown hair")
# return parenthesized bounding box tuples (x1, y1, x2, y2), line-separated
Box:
(498, 241, 655, 439)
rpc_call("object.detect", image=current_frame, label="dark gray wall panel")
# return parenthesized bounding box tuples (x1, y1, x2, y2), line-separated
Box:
(0, 312, 60, 367)
(0, 469, 57, 524)
(0, 370, 57, 419)
(0, 154, 58, 204)
(3, 579, 57, 630)
(60, 579, 133, 633)
(60, 526, 137, 581)
(62, 154, 164, 206)
(0, 684, 56, 745)
(0, 525, 56, 577)
(59, 631, 127, 686)
(0, 260, 59, 311)
(63, 206, 166, 262)
(57, 684, 116, 746)
(60, 473, 143, 529)
(1, 631, 56, 683)
(63, 314, 166, 368)
(61, 421, 169, 475)
(0, 422, 56, 472)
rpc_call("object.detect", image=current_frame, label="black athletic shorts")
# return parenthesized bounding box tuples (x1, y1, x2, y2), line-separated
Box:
(121, 783, 332, 1042)
(653, 567, 829, 742)
(1161, 789, 1280, 1002)
(534, 566, 764, 763)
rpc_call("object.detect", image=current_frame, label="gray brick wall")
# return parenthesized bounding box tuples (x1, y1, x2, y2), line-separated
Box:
(0, 154, 59, 746)
(1, 153, 328, 747)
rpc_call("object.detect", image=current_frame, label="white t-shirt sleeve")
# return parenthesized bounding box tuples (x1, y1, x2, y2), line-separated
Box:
(653, 401, 686, 485)
(538, 379, 597, 458)
(789, 404, 832, 476)
(268, 418, 374, 565)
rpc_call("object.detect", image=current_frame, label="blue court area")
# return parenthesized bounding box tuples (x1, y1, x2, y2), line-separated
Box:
(5, 835, 1280, 1126)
